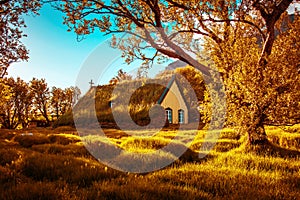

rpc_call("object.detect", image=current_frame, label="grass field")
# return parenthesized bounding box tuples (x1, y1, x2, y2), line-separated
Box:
(0, 125, 299, 199)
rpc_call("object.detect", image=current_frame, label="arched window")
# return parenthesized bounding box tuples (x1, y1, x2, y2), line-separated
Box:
(178, 109, 184, 124)
(165, 108, 172, 123)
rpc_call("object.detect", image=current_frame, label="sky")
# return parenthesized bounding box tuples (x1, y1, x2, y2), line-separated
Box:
(7, 2, 299, 93)
(7, 4, 152, 93)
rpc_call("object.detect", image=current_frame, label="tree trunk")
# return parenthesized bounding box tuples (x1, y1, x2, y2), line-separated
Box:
(247, 109, 268, 145)
(56, 106, 59, 120)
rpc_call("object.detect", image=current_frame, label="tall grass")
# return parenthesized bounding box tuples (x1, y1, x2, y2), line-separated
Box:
(0, 125, 299, 199)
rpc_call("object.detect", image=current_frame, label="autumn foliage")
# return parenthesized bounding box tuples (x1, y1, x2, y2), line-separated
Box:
(46, 0, 300, 145)
(0, 77, 80, 129)
(0, 0, 41, 78)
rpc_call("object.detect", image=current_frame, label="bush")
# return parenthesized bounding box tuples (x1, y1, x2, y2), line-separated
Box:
(48, 134, 81, 145)
(14, 134, 50, 148)
(52, 111, 74, 128)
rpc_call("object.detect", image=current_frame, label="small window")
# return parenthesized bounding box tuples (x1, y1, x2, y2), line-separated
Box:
(178, 109, 184, 124)
(109, 101, 114, 108)
(165, 108, 173, 123)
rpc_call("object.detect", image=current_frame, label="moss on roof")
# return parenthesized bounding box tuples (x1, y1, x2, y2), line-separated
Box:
(55, 69, 205, 127)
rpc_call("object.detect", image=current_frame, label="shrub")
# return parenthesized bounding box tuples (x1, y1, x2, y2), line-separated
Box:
(48, 134, 81, 145)
(52, 111, 74, 128)
(14, 134, 50, 148)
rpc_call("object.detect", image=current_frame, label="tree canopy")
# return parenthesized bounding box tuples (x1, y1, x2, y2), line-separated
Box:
(47, 0, 300, 144)
(0, 76, 80, 129)
(0, 0, 41, 78)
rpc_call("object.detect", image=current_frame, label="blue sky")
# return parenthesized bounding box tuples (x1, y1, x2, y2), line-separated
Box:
(7, 4, 147, 92)
(8, 3, 168, 94)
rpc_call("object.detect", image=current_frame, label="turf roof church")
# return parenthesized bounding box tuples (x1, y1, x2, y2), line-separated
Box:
(157, 75, 189, 124)
(107, 75, 190, 125)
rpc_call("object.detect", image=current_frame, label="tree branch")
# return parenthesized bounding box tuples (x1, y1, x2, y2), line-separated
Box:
(203, 18, 266, 42)
(165, 0, 190, 10)
(0, 0, 9, 5)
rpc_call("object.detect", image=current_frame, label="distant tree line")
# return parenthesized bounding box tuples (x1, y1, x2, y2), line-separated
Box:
(0, 77, 81, 129)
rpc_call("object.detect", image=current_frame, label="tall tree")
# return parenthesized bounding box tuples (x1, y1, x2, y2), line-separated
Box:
(51, 86, 65, 119)
(0, 0, 41, 78)
(64, 86, 81, 109)
(51, 86, 80, 119)
(0, 77, 33, 129)
(47, 0, 299, 145)
(14, 77, 33, 128)
(0, 78, 17, 129)
(30, 78, 51, 125)
(205, 10, 300, 143)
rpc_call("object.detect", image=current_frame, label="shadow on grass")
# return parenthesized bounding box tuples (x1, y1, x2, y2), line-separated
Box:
(238, 140, 300, 158)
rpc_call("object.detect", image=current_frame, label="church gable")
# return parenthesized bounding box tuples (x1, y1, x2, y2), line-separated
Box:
(158, 75, 189, 124)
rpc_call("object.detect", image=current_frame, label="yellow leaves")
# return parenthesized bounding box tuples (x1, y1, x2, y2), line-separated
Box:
(111, 35, 117, 48)
(0, 0, 41, 77)
(0, 81, 12, 101)
(202, 9, 299, 126)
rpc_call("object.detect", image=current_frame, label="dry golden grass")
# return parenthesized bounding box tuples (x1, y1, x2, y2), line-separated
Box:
(0, 124, 299, 199)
